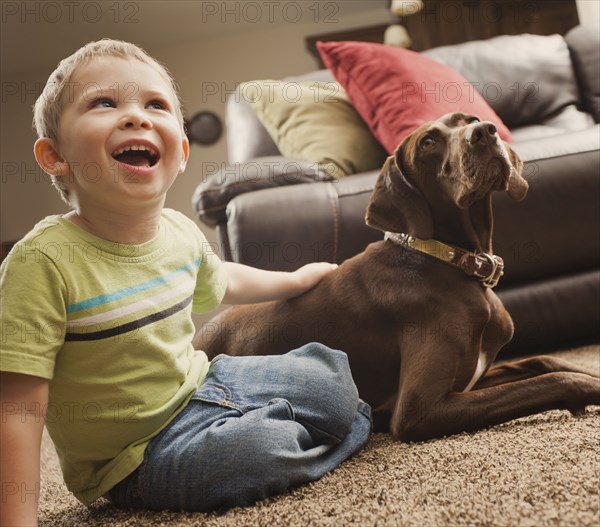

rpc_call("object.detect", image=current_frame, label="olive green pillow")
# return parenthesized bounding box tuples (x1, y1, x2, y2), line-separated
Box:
(241, 80, 387, 179)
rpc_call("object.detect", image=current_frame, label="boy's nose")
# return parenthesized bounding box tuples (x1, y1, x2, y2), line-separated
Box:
(119, 112, 152, 130)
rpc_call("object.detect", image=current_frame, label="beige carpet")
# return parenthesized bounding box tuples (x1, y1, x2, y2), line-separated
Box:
(39, 346, 600, 527)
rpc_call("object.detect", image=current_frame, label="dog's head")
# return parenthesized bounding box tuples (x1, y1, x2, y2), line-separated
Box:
(365, 112, 528, 239)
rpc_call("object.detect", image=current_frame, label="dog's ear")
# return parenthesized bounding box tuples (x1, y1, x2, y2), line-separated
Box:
(365, 146, 433, 239)
(504, 143, 528, 201)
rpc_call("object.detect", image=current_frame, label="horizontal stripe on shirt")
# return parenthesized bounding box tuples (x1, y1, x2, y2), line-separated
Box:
(66, 258, 202, 314)
(67, 276, 195, 328)
(65, 295, 193, 342)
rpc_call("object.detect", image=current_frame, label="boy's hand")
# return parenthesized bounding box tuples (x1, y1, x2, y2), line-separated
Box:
(292, 262, 338, 296)
(222, 261, 338, 305)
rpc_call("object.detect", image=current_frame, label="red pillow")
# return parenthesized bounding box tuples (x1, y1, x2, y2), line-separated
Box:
(317, 41, 512, 153)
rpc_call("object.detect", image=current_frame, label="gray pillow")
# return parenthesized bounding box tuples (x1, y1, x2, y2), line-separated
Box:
(424, 34, 580, 129)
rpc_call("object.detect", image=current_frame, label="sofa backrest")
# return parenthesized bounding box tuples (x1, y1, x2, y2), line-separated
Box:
(565, 24, 600, 123)
(225, 88, 279, 164)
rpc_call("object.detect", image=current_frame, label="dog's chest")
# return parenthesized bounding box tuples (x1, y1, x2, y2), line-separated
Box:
(462, 352, 491, 392)
(462, 294, 513, 392)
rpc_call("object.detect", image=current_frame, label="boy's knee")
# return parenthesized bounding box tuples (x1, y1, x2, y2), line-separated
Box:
(288, 343, 360, 440)
(298, 342, 358, 400)
(294, 342, 355, 386)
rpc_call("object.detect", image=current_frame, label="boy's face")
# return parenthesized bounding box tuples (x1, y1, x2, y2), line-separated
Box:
(48, 56, 189, 210)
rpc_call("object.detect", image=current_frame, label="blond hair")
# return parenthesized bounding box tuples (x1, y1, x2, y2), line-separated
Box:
(33, 39, 185, 204)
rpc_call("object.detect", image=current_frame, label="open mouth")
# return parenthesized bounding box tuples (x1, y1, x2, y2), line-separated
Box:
(111, 145, 160, 168)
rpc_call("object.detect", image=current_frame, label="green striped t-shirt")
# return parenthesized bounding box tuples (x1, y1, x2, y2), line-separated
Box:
(0, 209, 227, 505)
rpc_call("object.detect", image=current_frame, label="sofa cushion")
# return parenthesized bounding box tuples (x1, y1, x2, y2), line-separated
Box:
(509, 105, 596, 143)
(241, 80, 387, 178)
(565, 24, 600, 123)
(424, 34, 580, 129)
(317, 40, 512, 154)
(226, 70, 335, 164)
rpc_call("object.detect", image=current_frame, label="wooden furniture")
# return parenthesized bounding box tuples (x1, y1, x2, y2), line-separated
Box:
(306, 0, 579, 67)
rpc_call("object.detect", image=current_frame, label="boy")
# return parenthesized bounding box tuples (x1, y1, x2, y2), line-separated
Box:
(0, 40, 372, 525)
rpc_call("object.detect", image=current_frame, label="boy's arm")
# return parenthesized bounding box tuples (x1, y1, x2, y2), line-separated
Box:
(222, 261, 337, 305)
(1, 372, 48, 527)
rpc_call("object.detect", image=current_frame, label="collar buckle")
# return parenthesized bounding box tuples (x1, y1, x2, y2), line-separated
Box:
(474, 253, 504, 288)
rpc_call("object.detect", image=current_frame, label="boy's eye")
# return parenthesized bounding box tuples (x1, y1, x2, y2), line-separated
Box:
(147, 100, 167, 110)
(91, 98, 115, 108)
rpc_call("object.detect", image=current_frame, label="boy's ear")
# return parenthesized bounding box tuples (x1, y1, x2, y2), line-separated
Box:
(34, 138, 69, 178)
(178, 136, 190, 174)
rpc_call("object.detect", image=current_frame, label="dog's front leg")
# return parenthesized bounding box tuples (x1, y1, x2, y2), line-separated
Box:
(473, 355, 600, 390)
(391, 339, 600, 442)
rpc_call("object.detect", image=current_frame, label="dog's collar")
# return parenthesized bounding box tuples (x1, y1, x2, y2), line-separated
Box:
(384, 232, 505, 288)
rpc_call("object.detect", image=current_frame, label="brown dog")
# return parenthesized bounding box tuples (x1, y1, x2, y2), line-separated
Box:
(194, 112, 600, 442)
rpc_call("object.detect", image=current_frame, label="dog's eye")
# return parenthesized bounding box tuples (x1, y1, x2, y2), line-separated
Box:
(467, 117, 480, 124)
(420, 136, 436, 148)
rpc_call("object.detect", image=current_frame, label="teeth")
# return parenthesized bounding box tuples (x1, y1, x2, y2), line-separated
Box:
(112, 144, 158, 157)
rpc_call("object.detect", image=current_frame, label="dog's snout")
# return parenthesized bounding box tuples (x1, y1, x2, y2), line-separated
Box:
(466, 122, 498, 145)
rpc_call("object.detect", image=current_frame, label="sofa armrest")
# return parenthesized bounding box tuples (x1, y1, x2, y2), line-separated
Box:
(224, 172, 380, 271)
(193, 156, 334, 227)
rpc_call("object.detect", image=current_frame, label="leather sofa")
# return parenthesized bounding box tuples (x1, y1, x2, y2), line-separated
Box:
(193, 26, 600, 355)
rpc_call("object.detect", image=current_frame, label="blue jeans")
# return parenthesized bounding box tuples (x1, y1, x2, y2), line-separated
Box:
(107, 343, 372, 512)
